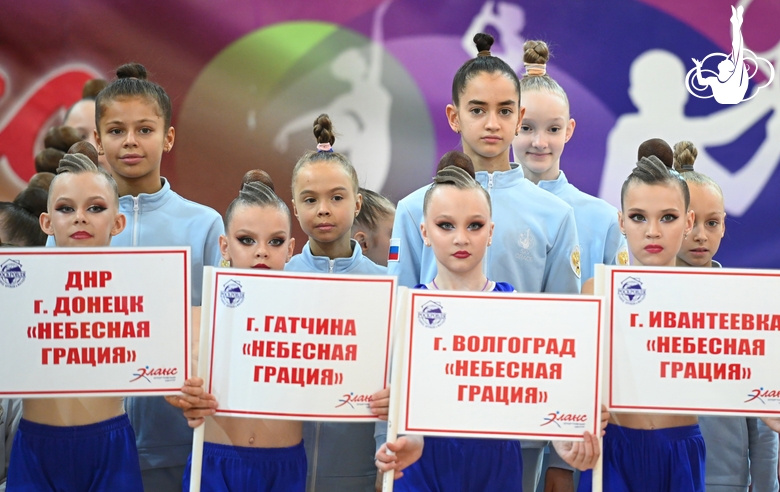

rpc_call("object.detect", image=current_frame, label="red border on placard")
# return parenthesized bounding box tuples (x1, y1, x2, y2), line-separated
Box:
(608, 268, 780, 414)
(403, 292, 602, 439)
(208, 271, 395, 419)
(0, 248, 190, 396)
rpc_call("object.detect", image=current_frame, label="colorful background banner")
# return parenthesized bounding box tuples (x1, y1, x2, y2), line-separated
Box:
(1, 0, 778, 267)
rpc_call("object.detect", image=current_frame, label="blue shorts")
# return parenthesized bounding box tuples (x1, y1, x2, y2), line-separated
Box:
(182, 441, 306, 492)
(578, 424, 705, 492)
(6, 414, 143, 492)
(395, 436, 523, 492)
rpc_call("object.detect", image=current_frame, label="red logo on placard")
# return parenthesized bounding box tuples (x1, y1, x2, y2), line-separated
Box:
(541, 411, 588, 428)
(130, 366, 178, 383)
(335, 392, 373, 409)
(745, 387, 780, 404)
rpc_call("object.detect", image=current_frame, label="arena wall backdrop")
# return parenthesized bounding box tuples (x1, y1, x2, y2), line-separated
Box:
(1, 0, 778, 267)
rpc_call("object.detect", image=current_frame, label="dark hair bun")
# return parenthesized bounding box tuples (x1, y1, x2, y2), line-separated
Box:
(35, 148, 65, 173)
(241, 169, 275, 192)
(13, 186, 48, 217)
(82, 79, 108, 99)
(313, 113, 336, 145)
(637, 138, 674, 170)
(44, 126, 82, 152)
(27, 172, 55, 193)
(523, 40, 550, 65)
(67, 141, 99, 166)
(436, 151, 475, 179)
(474, 33, 494, 53)
(116, 63, 148, 80)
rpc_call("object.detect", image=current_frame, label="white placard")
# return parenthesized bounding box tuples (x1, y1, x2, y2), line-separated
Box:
(398, 290, 603, 440)
(205, 268, 396, 421)
(0, 247, 190, 397)
(607, 266, 780, 416)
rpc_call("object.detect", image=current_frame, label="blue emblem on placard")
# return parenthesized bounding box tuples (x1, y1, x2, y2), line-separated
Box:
(418, 300, 446, 328)
(618, 277, 645, 305)
(0, 259, 25, 288)
(220, 279, 245, 307)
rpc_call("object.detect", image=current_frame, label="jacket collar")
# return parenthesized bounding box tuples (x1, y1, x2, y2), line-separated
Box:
(118, 178, 173, 213)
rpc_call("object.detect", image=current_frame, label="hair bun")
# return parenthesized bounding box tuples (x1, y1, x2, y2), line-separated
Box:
(313, 114, 336, 146)
(116, 63, 148, 80)
(35, 148, 65, 173)
(673, 141, 698, 173)
(44, 126, 82, 152)
(637, 138, 674, 170)
(68, 141, 100, 166)
(58, 153, 96, 173)
(436, 151, 475, 179)
(82, 79, 108, 99)
(13, 186, 48, 218)
(241, 169, 275, 192)
(473, 33, 494, 54)
(27, 172, 55, 193)
(523, 40, 550, 65)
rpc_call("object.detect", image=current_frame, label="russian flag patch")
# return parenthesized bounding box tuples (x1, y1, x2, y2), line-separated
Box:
(388, 238, 401, 262)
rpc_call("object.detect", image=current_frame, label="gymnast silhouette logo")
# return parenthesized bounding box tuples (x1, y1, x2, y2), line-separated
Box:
(686, 6, 774, 105)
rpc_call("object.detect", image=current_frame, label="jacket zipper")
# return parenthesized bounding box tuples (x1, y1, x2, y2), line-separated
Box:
(328, 259, 335, 273)
(132, 197, 140, 246)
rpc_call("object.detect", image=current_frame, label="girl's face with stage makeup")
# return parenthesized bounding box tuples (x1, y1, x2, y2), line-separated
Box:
(40, 173, 125, 247)
(619, 182, 693, 267)
(421, 186, 493, 277)
(220, 205, 294, 270)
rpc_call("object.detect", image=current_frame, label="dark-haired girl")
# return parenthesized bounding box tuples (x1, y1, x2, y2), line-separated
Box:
(387, 32, 581, 491)
(52, 63, 225, 492)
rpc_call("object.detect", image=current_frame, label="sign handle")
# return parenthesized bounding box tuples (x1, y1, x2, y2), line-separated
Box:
(592, 264, 606, 492)
(382, 287, 410, 492)
(188, 266, 215, 492)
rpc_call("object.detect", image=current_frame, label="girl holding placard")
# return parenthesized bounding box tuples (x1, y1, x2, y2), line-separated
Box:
(579, 156, 703, 492)
(674, 141, 779, 492)
(285, 114, 387, 492)
(376, 157, 604, 491)
(171, 171, 307, 492)
(387, 35, 581, 488)
(8, 153, 141, 491)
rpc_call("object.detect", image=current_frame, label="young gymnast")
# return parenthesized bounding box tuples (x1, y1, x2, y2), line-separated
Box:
(168, 170, 306, 492)
(81, 63, 223, 491)
(284, 114, 387, 491)
(351, 187, 395, 267)
(513, 40, 627, 282)
(7, 152, 141, 491)
(578, 156, 702, 492)
(674, 141, 779, 491)
(375, 162, 604, 491)
(388, 33, 581, 491)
